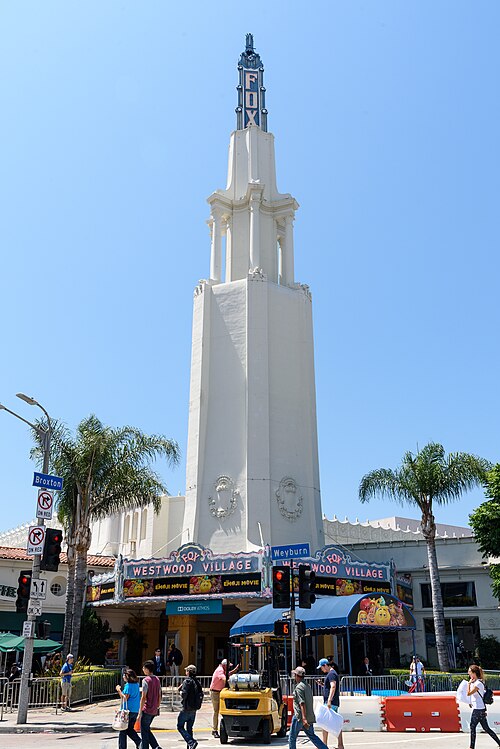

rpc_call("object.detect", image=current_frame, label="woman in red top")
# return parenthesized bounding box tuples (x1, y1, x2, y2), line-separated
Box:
(138, 660, 162, 749)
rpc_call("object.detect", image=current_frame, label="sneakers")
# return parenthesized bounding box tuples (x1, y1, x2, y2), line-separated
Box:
(189, 742, 198, 749)
(212, 731, 220, 738)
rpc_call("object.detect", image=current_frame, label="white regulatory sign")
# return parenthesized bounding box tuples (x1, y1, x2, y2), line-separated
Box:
(36, 489, 54, 520)
(22, 621, 34, 638)
(27, 600, 42, 617)
(27, 526, 46, 556)
(30, 578, 47, 600)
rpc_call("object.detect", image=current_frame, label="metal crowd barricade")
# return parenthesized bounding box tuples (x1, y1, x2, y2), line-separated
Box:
(0, 676, 8, 720)
(88, 668, 123, 703)
(158, 674, 211, 711)
(340, 675, 401, 695)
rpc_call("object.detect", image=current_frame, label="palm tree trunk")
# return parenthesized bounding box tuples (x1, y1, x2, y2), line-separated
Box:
(71, 546, 89, 659)
(70, 518, 92, 659)
(422, 514, 450, 672)
(62, 540, 76, 658)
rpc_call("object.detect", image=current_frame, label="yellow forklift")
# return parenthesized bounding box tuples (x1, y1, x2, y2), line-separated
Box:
(219, 642, 288, 744)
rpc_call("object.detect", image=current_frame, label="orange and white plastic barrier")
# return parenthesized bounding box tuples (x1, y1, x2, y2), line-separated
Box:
(313, 695, 385, 731)
(384, 695, 461, 732)
(459, 702, 500, 733)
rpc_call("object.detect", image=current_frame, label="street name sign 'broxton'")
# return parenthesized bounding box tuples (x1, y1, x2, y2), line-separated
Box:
(271, 543, 310, 561)
(33, 472, 63, 491)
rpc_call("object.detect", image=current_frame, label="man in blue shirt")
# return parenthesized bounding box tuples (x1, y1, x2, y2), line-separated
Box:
(60, 653, 74, 711)
(317, 658, 344, 749)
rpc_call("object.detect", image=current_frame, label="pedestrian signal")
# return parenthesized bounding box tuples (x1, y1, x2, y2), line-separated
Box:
(272, 566, 291, 609)
(274, 620, 291, 637)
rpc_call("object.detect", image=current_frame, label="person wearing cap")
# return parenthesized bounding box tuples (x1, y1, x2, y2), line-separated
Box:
(210, 658, 239, 737)
(289, 666, 328, 749)
(177, 665, 203, 749)
(60, 653, 74, 711)
(317, 659, 344, 749)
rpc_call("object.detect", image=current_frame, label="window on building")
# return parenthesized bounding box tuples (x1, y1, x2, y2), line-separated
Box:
(424, 617, 480, 669)
(421, 581, 477, 608)
(140, 508, 147, 541)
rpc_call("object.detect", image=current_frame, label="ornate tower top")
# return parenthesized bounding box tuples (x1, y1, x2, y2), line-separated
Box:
(236, 34, 268, 132)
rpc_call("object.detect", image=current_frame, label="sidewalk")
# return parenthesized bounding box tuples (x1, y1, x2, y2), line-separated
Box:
(0, 697, 216, 733)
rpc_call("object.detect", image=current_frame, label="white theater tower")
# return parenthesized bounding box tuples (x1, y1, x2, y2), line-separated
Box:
(183, 36, 324, 554)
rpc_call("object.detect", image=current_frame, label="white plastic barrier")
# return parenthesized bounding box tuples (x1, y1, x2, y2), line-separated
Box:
(313, 695, 384, 732)
(459, 703, 500, 733)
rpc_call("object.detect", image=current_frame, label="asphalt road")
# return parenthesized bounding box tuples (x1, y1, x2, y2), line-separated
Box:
(0, 732, 486, 749)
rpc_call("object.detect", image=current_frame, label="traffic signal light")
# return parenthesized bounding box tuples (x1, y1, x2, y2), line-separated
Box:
(40, 528, 63, 572)
(272, 566, 291, 608)
(37, 620, 52, 639)
(16, 570, 32, 613)
(298, 564, 316, 609)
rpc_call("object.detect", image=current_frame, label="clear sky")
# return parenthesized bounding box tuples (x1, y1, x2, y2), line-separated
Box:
(1, 1, 498, 535)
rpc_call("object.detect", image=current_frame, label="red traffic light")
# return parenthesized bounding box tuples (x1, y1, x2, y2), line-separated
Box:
(275, 570, 284, 581)
(21, 576, 29, 584)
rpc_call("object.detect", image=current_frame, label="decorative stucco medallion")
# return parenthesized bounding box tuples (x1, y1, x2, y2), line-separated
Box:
(275, 477, 303, 521)
(208, 475, 239, 519)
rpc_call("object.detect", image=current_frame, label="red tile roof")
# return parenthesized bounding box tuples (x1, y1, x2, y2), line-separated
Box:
(0, 546, 115, 567)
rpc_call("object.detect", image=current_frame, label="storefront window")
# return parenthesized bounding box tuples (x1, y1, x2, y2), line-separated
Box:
(421, 581, 477, 608)
(424, 617, 480, 669)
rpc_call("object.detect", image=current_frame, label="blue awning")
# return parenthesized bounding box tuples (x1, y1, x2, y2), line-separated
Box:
(230, 593, 415, 637)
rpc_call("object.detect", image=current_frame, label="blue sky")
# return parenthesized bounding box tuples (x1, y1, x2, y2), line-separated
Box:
(1, 1, 498, 534)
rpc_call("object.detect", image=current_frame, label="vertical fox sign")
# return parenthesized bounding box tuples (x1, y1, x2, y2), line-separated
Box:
(236, 33, 267, 131)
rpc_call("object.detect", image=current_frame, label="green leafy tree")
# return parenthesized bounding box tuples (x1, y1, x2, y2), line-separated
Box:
(470, 464, 500, 598)
(359, 442, 490, 672)
(32, 415, 179, 659)
(476, 635, 500, 670)
(79, 607, 113, 665)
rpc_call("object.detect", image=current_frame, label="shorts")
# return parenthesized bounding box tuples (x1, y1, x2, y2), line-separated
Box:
(61, 681, 72, 697)
(324, 702, 339, 713)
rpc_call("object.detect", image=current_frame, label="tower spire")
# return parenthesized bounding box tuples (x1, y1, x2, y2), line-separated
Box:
(236, 34, 267, 132)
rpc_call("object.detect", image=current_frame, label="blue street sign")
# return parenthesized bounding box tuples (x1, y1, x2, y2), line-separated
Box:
(166, 599, 223, 616)
(271, 543, 310, 562)
(32, 472, 63, 491)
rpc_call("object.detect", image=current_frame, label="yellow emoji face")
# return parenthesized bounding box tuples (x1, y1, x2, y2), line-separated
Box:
(374, 606, 391, 626)
(199, 578, 212, 593)
(344, 581, 355, 595)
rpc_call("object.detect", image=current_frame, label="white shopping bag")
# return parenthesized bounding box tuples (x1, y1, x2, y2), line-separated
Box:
(456, 679, 469, 704)
(314, 703, 344, 737)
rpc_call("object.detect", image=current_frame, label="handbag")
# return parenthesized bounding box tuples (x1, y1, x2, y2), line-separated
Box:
(112, 701, 130, 731)
(314, 703, 343, 737)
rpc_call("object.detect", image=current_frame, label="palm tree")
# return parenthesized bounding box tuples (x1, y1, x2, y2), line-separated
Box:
(359, 442, 490, 672)
(33, 415, 179, 658)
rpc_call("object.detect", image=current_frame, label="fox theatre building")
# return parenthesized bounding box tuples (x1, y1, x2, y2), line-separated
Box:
(86, 544, 271, 673)
(86, 543, 409, 674)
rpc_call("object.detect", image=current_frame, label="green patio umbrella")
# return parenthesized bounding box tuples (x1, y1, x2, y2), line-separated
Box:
(0, 634, 62, 654)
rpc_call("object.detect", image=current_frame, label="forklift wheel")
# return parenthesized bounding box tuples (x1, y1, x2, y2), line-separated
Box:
(276, 707, 288, 738)
(219, 720, 228, 744)
(262, 718, 271, 744)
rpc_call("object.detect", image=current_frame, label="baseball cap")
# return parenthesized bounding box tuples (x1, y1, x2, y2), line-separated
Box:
(317, 658, 329, 669)
(185, 664, 197, 674)
(221, 659, 228, 665)
(67, 654, 74, 660)
(292, 666, 306, 677)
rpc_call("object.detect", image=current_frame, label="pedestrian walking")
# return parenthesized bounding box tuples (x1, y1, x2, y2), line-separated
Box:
(467, 664, 500, 749)
(115, 668, 141, 749)
(210, 658, 239, 737)
(138, 660, 162, 749)
(409, 656, 425, 692)
(60, 653, 74, 711)
(177, 664, 203, 749)
(317, 659, 344, 749)
(288, 666, 328, 749)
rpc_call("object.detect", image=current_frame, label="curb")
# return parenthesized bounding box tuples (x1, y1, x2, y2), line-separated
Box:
(0, 723, 110, 734)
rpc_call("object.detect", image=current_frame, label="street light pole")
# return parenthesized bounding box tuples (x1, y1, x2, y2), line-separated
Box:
(0, 395, 52, 725)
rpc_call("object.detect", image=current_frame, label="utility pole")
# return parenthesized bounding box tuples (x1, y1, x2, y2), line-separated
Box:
(0, 394, 52, 725)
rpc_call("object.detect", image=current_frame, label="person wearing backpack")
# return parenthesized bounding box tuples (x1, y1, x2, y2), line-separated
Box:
(177, 664, 203, 749)
(466, 664, 500, 749)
